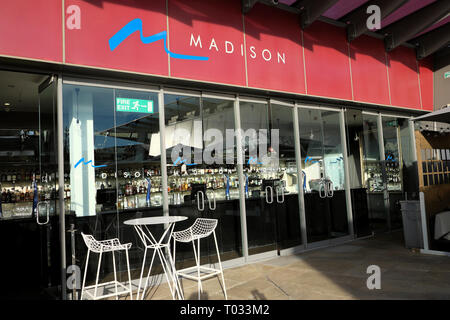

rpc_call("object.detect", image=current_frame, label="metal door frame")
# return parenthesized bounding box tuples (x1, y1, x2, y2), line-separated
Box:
(295, 104, 355, 249)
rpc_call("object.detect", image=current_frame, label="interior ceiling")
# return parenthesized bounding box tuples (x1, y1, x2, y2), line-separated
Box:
(0, 70, 48, 113)
(278, 0, 450, 55)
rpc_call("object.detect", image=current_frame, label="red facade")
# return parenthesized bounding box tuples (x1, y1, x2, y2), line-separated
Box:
(418, 57, 434, 111)
(387, 46, 422, 109)
(0, 0, 433, 110)
(244, 3, 306, 94)
(168, 0, 246, 86)
(65, 0, 169, 76)
(0, 0, 63, 62)
(303, 21, 353, 100)
(349, 35, 390, 106)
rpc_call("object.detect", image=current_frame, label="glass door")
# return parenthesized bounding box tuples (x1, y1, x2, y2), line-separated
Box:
(299, 107, 349, 243)
(36, 76, 60, 296)
(239, 99, 277, 256)
(269, 102, 302, 252)
(164, 92, 243, 268)
(345, 109, 372, 237)
(240, 99, 303, 256)
(381, 115, 407, 231)
(63, 83, 162, 299)
(0, 72, 59, 299)
(345, 110, 412, 235)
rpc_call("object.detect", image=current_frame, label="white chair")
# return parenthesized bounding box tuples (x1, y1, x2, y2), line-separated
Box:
(171, 218, 227, 300)
(80, 233, 133, 300)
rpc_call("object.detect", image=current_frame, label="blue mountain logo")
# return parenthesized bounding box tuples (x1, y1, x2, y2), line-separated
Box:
(74, 158, 107, 169)
(109, 18, 209, 61)
(173, 156, 197, 166)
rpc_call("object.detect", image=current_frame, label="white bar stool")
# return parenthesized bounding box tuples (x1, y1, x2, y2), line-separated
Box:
(80, 233, 133, 300)
(172, 218, 227, 300)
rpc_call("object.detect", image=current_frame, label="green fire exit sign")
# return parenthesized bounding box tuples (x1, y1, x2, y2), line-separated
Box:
(386, 120, 398, 127)
(445, 71, 450, 79)
(116, 98, 154, 113)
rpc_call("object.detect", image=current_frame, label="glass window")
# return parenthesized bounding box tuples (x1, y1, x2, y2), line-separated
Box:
(299, 107, 348, 242)
(114, 89, 160, 210)
(63, 84, 163, 290)
(299, 108, 323, 191)
(63, 84, 115, 217)
(362, 114, 382, 193)
(382, 116, 402, 192)
(163, 93, 242, 261)
(270, 103, 302, 250)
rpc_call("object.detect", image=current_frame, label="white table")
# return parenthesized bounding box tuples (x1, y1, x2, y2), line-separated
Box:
(434, 211, 450, 240)
(124, 216, 188, 300)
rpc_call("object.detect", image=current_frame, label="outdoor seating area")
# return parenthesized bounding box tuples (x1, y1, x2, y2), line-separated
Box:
(80, 231, 450, 300)
(122, 231, 450, 300)
(80, 217, 228, 300)
(1, 0, 449, 303)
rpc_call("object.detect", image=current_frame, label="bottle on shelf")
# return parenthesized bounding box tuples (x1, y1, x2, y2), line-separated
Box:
(10, 188, 16, 203)
(1, 188, 7, 203)
(20, 187, 25, 202)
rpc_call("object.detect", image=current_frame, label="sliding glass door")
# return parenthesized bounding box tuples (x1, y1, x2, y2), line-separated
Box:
(298, 107, 349, 243)
(163, 91, 243, 267)
(240, 99, 302, 256)
(63, 83, 162, 298)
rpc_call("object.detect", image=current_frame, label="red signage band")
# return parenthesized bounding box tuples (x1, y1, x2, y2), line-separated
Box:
(0, 0, 433, 110)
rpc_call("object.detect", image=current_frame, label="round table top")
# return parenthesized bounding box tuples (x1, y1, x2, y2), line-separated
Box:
(124, 216, 188, 226)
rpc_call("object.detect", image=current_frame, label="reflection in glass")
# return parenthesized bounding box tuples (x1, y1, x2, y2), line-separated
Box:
(298, 108, 348, 243)
(270, 104, 302, 250)
(114, 89, 161, 210)
(237, 102, 302, 252)
(63, 84, 162, 287)
(163, 93, 242, 262)
(63, 84, 115, 217)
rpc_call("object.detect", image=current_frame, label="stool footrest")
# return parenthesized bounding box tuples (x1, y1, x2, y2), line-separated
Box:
(176, 266, 222, 281)
(83, 281, 131, 300)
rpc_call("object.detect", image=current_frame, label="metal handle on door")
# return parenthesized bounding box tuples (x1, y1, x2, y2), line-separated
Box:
(276, 186, 284, 203)
(208, 191, 216, 211)
(36, 201, 50, 225)
(319, 181, 327, 199)
(327, 180, 334, 198)
(265, 186, 273, 204)
(197, 191, 205, 211)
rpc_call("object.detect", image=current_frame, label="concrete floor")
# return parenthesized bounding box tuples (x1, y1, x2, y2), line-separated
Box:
(119, 231, 450, 300)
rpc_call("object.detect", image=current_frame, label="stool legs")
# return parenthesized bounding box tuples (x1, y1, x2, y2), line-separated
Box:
(125, 248, 133, 300)
(80, 249, 90, 300)
(112, 250, 118, 300)
(93, 249, 103, 299)
(141, 249, 157, 300)
(81, 248, 133, 300)
(137, 247, 148, 300)
(191, 239, 202, 300)
(172, 239, 185, 300)
(213, 231, 227, 300)
(183, 233, 227, 300)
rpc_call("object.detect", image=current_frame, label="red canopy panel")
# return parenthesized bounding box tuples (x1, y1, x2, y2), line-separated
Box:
(0, 0, 62, 62)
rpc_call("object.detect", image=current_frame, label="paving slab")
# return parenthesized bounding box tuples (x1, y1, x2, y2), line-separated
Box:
(131, 231, 450, 300)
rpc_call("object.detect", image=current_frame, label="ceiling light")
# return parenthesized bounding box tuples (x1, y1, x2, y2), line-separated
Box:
(4, 102, 11, 106)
